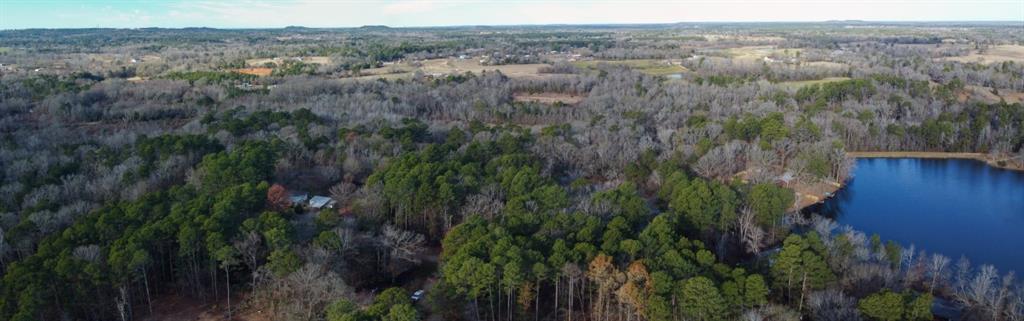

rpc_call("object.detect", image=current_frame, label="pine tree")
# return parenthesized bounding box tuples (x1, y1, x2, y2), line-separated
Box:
(679, 277, 727, 321)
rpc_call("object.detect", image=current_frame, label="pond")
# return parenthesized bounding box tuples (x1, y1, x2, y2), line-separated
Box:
(809, 158, 1024, 274)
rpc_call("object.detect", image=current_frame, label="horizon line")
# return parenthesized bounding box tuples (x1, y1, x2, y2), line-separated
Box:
(2, 19, 1022, 32)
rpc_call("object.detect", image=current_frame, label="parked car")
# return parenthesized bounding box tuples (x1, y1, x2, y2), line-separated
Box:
(411, 289, 425, 302)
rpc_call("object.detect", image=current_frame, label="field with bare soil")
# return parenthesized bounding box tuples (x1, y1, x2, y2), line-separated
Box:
(942, 45, 1024, 64)
(233, 67, 273, 77)
(350, 58, 553, 81)
(246, 56, 330, 67)
(572, 59, 687, 76)
(513, 92, 585, 105)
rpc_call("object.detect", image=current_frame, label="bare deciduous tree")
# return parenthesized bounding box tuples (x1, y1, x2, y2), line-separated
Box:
(808, 289, 862, 321)
(738, 207, 765, 255)
(928, 254, 951, 294)
(233, 231, 262, 288)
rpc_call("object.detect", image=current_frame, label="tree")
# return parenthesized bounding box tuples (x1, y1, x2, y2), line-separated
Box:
(369, 288, 411, 317)
(771, 234, 834, 307)
(858, 290, 904, 321)
(128, 250, 154, 315)
(233, 231, 262, 288)
(215, 246, 239, 320)
(737, 208, 765, 255)
(679, 277, 727, 321)
(744, 274, 769, 307)
(588, 254, 621, 321)
(905, 293, 933, 321)
(645, 295, 672, 321)
(381, 225, 426, 276)
(325, 299, 362, 321)
(267, 183, 291, 211)
(383, 304, 420, 321)
(267, 248, 302, 277)
(748, 183, 794, 230)
(927, 254, 950, 294)
(809, 290, 861, 321)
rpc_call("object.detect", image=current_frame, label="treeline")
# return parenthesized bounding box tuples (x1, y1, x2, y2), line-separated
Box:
(395, 130, 804, 320)
(1, 141, 283, 321)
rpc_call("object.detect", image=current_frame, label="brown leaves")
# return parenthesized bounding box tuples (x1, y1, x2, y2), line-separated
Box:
(266, 183, 291, 211)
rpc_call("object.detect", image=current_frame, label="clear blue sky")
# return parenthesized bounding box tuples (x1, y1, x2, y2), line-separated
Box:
(1, 0, 1022, 29)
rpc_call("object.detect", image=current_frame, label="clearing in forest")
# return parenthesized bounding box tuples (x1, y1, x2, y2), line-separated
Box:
(349, 58, 552, 81)
(725, 45, 801, 61)
(246, 56, 330, 67)
(777, 76, 851, 89)
(513, 92, 585, 105)
(1000, 91, 1024, 103)
(233, 67, 273, 77)
(943, 45, 1024, 64)
(572, 59, 688, 76)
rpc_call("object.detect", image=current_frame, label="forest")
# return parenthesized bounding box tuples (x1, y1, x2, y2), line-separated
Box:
(0, 22, 1023, 321)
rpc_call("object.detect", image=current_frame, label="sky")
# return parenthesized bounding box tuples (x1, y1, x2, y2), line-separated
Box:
(1, 0, 1022, 29)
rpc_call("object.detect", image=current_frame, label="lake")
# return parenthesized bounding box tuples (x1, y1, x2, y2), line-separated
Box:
(809, 158, 1024, 274)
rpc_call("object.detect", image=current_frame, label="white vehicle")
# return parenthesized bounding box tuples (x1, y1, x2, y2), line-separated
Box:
(411, 289, 425, 302)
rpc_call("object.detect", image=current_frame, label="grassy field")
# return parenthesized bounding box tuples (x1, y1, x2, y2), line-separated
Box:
(513, 92, 585, 105)
(572, 59, 687, 76)
(246, 56, 330, 67)
(777, 77, 851, 89)
(943, 45, 1024, 64)
(348, 58, 552, 81)
(725, 45, 801, 61)
(0, 47, 11, 54)
(233, 67, 273, 77)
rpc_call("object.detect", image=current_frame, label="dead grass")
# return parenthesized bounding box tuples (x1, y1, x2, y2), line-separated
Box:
(246, 56, 330, 67)
(962, 85, 1003, 103)
(943, 45, 1024, 64)
(513, 92, 585, 105)
(778, 77, 851, 89)
(733, 167, 842, 212)
(803, 61, 848, 69)
(1000, 91, 1024, 103)
(790, 179, 843, 211)
(957, 85, 1024, 104)
(572, 59, 688, 76)
(701, 35, 786, 43)
(349, 58, 553, 81)
(233, 67, 273, 77)
(725, 45, 800, 61)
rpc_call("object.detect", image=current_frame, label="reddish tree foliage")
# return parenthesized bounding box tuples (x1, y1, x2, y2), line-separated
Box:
(267, 184, 291, 211)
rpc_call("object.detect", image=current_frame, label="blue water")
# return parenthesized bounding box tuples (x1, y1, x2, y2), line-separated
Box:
(812, 158, 1024, 274)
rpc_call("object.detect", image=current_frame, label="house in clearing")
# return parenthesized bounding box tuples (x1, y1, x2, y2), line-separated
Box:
(308, 196, 336, 210)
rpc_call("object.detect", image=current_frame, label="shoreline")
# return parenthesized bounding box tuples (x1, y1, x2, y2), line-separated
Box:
(847, 151, 1024, 172)
(792, 151, 1023, 212)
